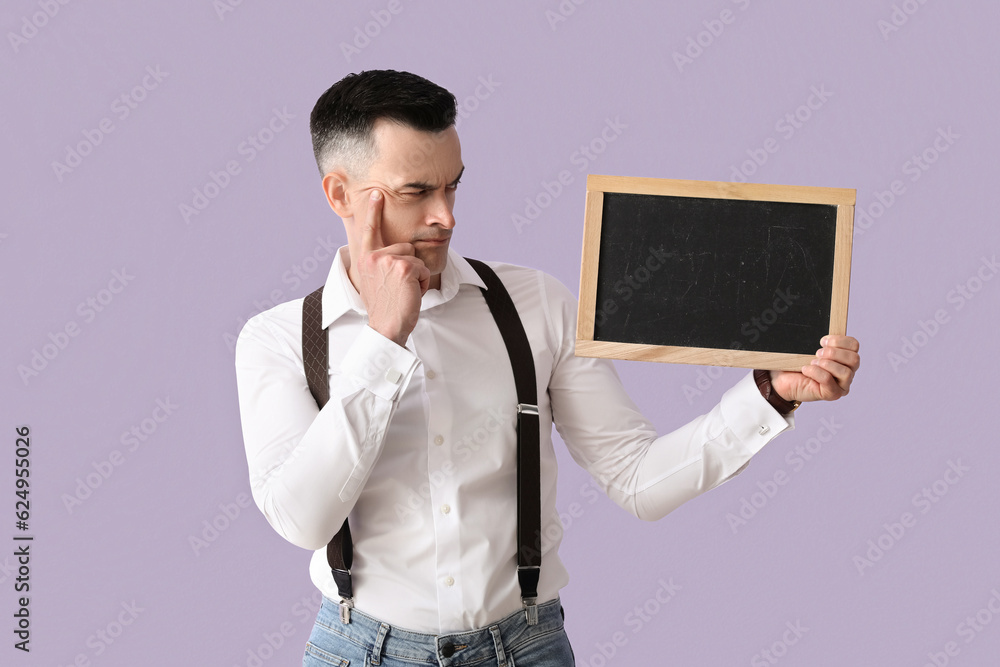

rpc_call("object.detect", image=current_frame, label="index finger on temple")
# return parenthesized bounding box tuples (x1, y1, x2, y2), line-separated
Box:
(361, 189, 385, 252)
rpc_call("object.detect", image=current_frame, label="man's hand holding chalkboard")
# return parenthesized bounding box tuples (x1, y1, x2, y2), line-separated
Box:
(770, 335, 860, 404)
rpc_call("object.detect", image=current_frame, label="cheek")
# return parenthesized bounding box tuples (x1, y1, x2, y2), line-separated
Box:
(380, 203, 423, 242)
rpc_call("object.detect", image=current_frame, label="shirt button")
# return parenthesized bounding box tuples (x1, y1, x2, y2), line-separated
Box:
(426, 369, 436, 380)
(444, 576, 455, 587)
(441, 504, 451, 514)
(434, 435, 444, 446)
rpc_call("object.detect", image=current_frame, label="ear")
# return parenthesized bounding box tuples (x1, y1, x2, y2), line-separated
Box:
(322, 170, 353, 218)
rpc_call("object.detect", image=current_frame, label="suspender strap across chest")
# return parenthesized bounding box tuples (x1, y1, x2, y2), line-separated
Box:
(301, 258, 542, 625)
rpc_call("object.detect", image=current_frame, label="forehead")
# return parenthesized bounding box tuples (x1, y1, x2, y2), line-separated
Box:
(368, 119, 462, 185)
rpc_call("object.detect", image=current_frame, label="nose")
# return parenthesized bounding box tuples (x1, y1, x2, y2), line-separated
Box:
(426, 189, 456, 230)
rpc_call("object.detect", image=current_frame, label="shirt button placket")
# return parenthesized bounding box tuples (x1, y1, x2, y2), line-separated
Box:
(420, 338, 461, 626)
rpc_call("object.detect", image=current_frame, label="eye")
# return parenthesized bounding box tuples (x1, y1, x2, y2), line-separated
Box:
(447, 180, 461, 191)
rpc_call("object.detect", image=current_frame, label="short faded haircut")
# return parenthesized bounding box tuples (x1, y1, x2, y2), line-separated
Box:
(309, 69, 458, 177)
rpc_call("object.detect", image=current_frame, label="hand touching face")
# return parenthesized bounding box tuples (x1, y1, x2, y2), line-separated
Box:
(322, 119, 464, 345)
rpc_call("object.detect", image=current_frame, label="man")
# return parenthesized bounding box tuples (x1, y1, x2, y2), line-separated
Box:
(235, 70, 860, 666)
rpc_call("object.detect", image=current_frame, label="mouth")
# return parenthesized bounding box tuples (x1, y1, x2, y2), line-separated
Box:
(414, 237, 450, 245)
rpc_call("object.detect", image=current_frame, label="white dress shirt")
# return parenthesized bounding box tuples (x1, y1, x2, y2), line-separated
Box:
(235, 246, 793, 634)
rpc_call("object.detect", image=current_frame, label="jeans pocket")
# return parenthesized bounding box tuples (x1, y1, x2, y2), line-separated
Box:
(303, 641, 350, 666)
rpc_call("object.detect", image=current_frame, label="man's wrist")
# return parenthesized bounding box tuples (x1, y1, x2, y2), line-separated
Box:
(753, 369, 801, 415)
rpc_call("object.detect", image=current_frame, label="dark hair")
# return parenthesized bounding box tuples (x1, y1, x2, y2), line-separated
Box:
(310, 69, 457, 176)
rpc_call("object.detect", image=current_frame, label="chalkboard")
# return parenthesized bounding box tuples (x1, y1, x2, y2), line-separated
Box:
(576, 175, 855, 371)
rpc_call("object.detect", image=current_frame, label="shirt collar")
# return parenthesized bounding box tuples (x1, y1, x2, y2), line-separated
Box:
(321, 246, 488, 328)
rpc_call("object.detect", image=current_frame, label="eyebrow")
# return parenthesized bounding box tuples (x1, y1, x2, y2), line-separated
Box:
(399, 166, 465, 191)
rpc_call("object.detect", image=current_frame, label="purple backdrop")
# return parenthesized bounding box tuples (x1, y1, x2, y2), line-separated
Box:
(4, 1, 999, 665)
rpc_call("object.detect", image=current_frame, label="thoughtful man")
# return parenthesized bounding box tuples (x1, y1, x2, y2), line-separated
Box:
(235, 70, 860, 666)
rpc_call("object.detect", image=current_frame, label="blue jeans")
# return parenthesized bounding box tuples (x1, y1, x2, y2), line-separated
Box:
(303, 597, 575, 666)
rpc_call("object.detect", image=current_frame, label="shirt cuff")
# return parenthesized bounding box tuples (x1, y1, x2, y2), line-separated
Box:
(719, 370, 795, 456)
(339, 325, 419, 400)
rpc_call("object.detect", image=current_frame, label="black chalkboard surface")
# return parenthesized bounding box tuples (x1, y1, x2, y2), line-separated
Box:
(577, 176, 855, 371)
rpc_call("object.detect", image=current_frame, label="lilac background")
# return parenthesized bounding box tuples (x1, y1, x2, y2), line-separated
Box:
(3, 1, 999, 665)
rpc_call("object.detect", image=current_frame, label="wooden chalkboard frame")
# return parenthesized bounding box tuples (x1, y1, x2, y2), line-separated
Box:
(576, 175, 856, 371)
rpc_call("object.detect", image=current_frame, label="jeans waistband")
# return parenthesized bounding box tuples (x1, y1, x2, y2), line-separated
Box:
(313, 596, 565, 666)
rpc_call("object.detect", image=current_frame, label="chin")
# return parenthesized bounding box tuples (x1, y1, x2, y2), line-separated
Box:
(417, 245, 449, 272)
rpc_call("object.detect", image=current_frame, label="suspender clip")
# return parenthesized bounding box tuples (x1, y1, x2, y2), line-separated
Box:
(516, 403, 539, 416)
(522, 596, 539, 625)
(339, 597, 354, 624)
